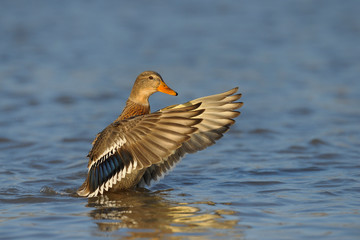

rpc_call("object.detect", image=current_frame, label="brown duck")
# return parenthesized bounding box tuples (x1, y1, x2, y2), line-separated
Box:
(77, 71, 243, 197)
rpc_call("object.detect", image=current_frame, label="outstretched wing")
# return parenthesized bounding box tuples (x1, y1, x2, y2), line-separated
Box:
(77, 104, 204, 197)
(137, 87, 243, 187)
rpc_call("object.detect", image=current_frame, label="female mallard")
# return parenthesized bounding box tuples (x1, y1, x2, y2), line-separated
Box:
(77, 71, 243, 197)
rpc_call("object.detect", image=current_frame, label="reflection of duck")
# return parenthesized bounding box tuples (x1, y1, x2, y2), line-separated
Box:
(78, 71, 243, 197)
(87, 190, 241, 238)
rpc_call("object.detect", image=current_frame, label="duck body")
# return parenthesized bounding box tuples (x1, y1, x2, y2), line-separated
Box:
(77, 71, 243, 197)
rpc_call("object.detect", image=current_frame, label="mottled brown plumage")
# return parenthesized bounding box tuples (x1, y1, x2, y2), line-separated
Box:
(116, 99, 150, 121)
(77, 71, 243, 197)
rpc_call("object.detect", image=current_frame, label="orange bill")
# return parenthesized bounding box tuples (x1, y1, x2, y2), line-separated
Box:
(157, 81, 178, 96)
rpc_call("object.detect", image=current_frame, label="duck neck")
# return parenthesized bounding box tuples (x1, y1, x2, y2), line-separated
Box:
(116, 99, 150, 121)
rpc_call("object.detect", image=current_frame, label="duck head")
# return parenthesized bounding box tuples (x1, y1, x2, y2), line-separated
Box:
(129, 71, 178, 105)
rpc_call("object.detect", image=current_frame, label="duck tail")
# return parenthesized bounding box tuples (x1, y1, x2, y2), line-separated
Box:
(77, 179, 90, 197)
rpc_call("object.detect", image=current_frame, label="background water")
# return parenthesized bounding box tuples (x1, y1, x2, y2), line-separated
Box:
(1, 0, 360, 239)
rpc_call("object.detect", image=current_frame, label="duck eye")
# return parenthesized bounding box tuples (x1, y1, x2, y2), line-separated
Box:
(149, 76, 154, 80)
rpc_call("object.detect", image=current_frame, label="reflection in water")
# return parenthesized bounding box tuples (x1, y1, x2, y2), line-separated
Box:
(86, 189, 242, 239)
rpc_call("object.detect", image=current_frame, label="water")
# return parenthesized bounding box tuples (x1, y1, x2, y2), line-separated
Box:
(1, 0, 360, 239)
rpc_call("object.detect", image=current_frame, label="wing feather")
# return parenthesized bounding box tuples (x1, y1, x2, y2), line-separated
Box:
(137, 87, 243, 187)
(77, 103, 204, 197)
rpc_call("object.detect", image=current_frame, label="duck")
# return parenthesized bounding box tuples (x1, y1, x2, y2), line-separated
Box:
(77, 71, 243, 197)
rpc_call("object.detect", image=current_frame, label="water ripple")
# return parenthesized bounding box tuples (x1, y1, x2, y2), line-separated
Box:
(279, 167, 323, 174)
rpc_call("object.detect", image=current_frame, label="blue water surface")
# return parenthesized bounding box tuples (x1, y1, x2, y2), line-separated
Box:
(1, 1, 360, 239)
